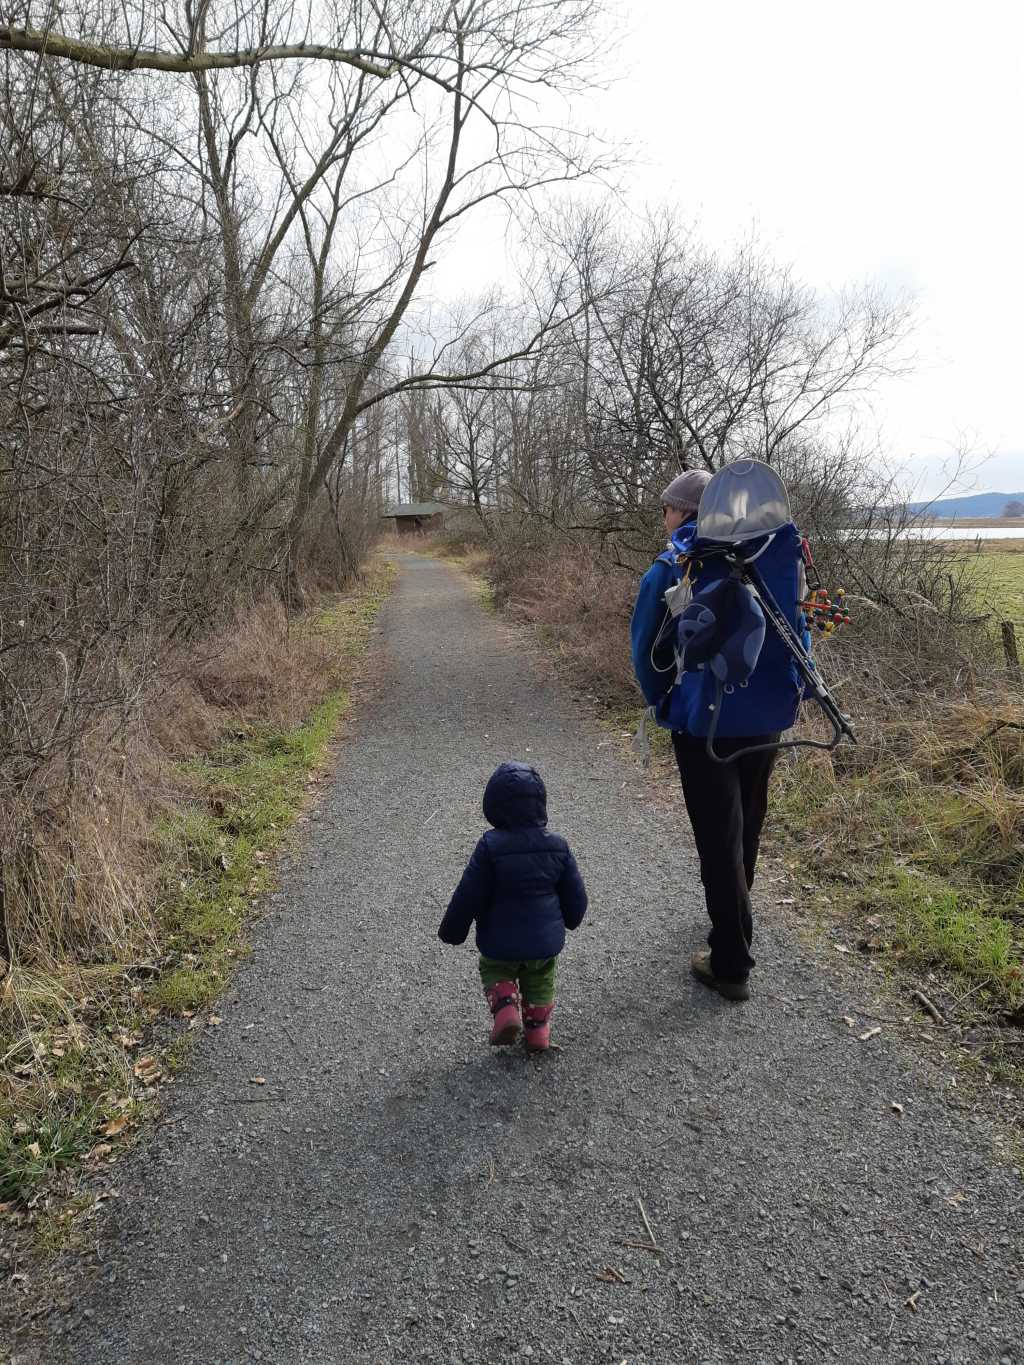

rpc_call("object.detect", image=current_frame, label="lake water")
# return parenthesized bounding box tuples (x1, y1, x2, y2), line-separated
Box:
(879, 526, 1024, 541)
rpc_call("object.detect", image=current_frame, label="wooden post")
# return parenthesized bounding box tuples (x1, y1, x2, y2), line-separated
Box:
(1001, 621, 1021, 683)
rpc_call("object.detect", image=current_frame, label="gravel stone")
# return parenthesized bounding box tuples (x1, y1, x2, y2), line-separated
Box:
(37, 553, 1024, 1363)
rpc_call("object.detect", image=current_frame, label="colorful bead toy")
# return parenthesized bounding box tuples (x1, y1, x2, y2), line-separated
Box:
(800, 587, 852, 636)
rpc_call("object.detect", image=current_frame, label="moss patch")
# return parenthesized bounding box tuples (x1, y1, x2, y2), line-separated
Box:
(150, 688, 354, 1014)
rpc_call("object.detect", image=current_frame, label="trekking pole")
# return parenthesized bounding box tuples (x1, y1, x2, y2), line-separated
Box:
(743, 561, 857, 748)
(702, 554, 857, 763)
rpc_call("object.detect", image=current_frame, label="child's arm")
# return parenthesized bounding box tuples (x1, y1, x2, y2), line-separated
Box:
(556, 849, 588, 931)
(437, 837, 494, 945)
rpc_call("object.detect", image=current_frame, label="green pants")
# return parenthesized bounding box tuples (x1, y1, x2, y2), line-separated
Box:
(479, 954, 557, 1006)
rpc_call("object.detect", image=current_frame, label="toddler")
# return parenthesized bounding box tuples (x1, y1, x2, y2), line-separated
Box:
(438, 762, 587, 1051)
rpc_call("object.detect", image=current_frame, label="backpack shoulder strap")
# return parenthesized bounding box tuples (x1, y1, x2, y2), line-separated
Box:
(647, 548, 688, 677)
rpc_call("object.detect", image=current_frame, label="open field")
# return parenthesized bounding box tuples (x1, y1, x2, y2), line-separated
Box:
(972, 547, 1024, 623)
(971, 538, 1024, 551)
(928, 516, 1024, 530)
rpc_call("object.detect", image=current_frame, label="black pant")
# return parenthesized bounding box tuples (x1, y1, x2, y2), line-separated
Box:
(671, 731, 780, 982)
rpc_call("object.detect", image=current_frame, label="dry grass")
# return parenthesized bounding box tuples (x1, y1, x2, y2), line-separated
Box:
(772, 694, 1024, 1018)
(0, 559, 395, 1211)
(2, 594, 358, 975)
(389, 527, 494, 582)
(500, 543, 640, 707)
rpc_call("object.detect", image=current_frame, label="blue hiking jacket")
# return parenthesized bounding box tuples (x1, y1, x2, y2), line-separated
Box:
(631, 520, 812, 738)
(438, 762, 588, 961)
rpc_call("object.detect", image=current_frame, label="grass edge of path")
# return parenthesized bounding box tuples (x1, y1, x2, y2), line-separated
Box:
(0, 559, 396, 1250)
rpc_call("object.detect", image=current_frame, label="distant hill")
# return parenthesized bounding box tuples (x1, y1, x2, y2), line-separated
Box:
(906, 490, 1024, 519)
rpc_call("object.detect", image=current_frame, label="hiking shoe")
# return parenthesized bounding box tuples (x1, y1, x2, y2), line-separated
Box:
(690, 951, 750, 1002)
(485, 981, 521, 1045)
(522, 1002, 555, 1052)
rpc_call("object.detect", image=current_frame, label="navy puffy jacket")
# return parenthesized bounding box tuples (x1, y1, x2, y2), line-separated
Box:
(438, 762, 588, 960)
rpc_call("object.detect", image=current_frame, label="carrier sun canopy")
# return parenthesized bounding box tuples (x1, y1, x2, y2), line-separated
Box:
(696, 460, 793, 543)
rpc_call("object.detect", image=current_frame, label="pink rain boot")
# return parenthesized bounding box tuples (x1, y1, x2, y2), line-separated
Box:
(522, 1002, 555, 1053)
(485, 981, 521, 1046)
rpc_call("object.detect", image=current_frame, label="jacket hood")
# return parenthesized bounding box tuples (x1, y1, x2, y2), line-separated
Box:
(483, 762, 548, 829)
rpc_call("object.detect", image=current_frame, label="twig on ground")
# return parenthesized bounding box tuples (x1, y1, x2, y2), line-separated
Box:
(845, 1008, 901, 1025)
(761, 990, 795, 1006)
(570, 1306, 596, 1338)
(594, 1265, 627, 1284)
(281, 1021, 309, 1057)
(637, 1196, 658, 1248)
(911, 989, 945, 1025)
(948, 978, 991, 1011)
(621, 1238, 664, 1254)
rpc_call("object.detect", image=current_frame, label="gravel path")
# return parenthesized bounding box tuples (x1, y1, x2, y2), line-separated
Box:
(48, 552, 1023, 1364)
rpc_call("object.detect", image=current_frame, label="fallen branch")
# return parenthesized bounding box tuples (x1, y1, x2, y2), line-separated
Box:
(911, 989, 945, 1026)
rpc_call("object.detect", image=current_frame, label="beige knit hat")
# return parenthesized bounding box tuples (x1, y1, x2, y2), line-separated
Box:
(660, 468, 711, 512)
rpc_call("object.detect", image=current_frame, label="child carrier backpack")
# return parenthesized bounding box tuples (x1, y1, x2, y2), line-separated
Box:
(648, 461, 856, 764)
(676, 564, 766, 687)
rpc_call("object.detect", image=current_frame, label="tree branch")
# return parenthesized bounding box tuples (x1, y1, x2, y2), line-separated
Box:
(0, 26, 399, 77)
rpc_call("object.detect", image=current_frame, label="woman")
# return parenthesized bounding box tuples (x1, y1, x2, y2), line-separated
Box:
(631, 469, 804, 1002)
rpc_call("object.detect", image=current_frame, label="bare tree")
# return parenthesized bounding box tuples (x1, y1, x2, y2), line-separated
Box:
(521, 207, 914, 529)
(264, 2, 606, 593)
(1, 0, 610, 808)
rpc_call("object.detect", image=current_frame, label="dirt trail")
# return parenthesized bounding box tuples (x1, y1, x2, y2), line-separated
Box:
(33, 553, 1024, 1363)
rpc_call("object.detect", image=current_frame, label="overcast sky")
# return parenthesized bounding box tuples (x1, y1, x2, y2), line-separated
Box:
(609, 0, 1024, 499)
(435, 0, 1024, 500)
